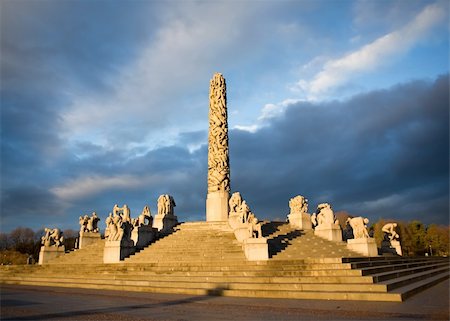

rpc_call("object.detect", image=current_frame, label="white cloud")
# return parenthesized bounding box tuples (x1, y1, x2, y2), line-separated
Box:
(61, 2, 267, 151)
(51, 175, 148, 201)
(295, 2, 447, 99)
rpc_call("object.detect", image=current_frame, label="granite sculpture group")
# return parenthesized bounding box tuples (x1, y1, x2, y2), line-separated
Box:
(38, 73, 403, 264)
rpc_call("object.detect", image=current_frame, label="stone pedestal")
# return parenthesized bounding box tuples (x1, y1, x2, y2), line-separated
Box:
(347, 238, 378, 257)
(79, 232, 101, 249)
(38, 246, 65, 265)
(153, 214, 178, 234)
(103, 240, 135, 263)
(288, 212, 312, 230)
(228, 213, 242, 230)
(206, 191, 229, 222)
(314, 224, 342, 242)
(390, 240, 402, 256)
(381, 240, 402, 256)
(234, 224, 250, 243)
(244, 238, 269, 261)
(131, 226, 157, 250)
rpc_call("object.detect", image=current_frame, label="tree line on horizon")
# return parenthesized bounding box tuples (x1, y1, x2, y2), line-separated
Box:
(0, 218, 448, 265)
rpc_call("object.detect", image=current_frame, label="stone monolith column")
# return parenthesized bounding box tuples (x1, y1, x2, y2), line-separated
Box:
(206, 73, 230, 221)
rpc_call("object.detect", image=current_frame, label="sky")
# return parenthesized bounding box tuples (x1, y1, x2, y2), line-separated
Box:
(1, 0, 449, 233)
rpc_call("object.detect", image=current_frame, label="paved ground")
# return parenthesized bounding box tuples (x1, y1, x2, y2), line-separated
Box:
(1, 280, 449, 321)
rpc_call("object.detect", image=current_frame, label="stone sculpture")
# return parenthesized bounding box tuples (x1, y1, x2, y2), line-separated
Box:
(133, 205, 153, 227)
(79, 215, 89, 233)
(41, 228, 64, 247)
(227, 193, 268, 260)
(153, 194, 178, 233)
(346, 216, 378, 256)
(79, 212, 100, 234)
(311, 203, 342, 242)
(346, 216, 370, 239)
(206, 73, 230, 222)
(104, 204, 135, 263)
(228, 192, 243, 229)
(38, 227, 65, 264)
(289, 195, 308, 214)
(381, 223, 402, 256)
(131, 205, 157, 250)
(105, 205, 134, 243)
(104, 213, 113, 238)
(287, 195, 312, 230)
(157, 195, 176, 216)
(78, 212, 101, 249)
(311, 203, 340, 227)
(247, 212, 263, 239)
(382, 223, 400, 241)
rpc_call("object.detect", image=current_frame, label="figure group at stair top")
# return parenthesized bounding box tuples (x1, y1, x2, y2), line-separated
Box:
(286, 194, 374, 241)
(79, 212, 100, 234)
(41, 227, 64, 248)
(103, 194, 177, 243)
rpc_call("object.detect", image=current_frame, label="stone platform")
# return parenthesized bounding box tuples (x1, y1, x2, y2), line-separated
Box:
(1, 222, 448, 302)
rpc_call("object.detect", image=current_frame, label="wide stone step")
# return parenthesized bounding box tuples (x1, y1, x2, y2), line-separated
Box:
(382, 266, 450, 290)
(0, 268, 363, 278)
(349, 257, 447, 268)
(359, 260, 448, 275)
(0, 279, 402, 302)
(0, 274, 388, 293)
(371, 262, 449, 282)
(390, 271, 449, 300)
(3, 270, 373, 284)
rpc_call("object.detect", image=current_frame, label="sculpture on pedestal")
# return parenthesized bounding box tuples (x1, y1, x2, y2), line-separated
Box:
(381, 222, 402, 256)
(346, 216, 378, 257)
(106, 205, 133, 243)
(382, 223, 400, 241)
(78, 212, 101, 249)
(131, 205, 157, 250)
(39, 227, 65, 264)
(79, 212, 100, 234)
(206, 73, 230, 221)
(311, 203, 342, 242)
(287, 195, 312, 230)
(157, 195, 176, 216)
(227, 192, 268, 260)
(228, 192, 243, 229)
(153, 195, 178, 233)
(346, 216, 370, 239)
(133, 205, 153, 227)
(41, 228, 64, 247)
(311, 203, 340, 228)
(103, 204, 135, 263)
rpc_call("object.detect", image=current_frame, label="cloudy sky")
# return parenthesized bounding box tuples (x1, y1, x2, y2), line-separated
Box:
(1, 0, 448, 232)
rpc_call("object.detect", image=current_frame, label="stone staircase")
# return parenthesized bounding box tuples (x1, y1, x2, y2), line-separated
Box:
(262, 221, 360, 259)
(45, 239, 106, 265)
(0, 222, 448, 302)
(125, 222, 246, 263)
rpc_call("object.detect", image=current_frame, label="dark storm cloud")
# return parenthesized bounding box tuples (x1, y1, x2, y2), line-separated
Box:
(2, 71, 448, 232)
(230, 75, 449, 224)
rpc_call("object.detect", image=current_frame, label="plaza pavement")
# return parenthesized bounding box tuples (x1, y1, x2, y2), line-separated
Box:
(1, 279, 448, 321)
